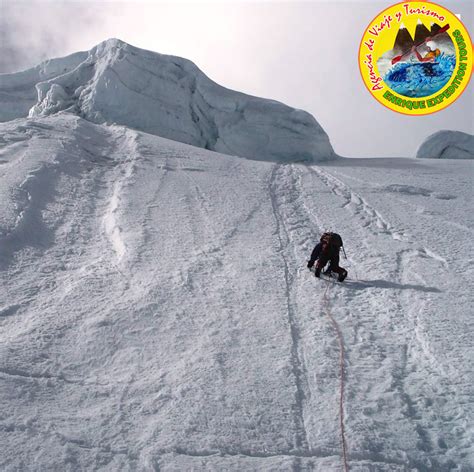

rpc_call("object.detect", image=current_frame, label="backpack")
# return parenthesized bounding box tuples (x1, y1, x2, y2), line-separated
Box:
(320, 232, 343, 248)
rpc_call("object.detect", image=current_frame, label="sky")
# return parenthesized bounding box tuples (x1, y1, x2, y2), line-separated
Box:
(1, 0, 473, 158)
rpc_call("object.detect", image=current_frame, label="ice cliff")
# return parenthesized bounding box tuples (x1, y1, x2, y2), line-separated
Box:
(0, 51, 88, 122)
(416, 130, 474, 159)
(0, 39, 335, 162)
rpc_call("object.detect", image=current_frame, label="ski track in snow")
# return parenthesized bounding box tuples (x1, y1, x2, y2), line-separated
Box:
(269, 164, 310, 454)
(308, 167, 407, 242)
(0, 116, 472, 471)
(296, 163, 472, 471)
(268, 163, 354, 469)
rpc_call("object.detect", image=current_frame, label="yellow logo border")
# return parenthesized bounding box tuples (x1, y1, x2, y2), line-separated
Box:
(359, 1, 473, 115)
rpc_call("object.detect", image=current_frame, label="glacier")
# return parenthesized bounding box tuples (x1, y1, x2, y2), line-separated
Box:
(0, 39, 335, 163)
(416, 130, 474, 159)
(0, 40, 473, 471)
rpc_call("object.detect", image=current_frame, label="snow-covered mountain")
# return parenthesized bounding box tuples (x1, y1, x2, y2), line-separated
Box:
(416, 130, 474, 159)
(0, 39, 335, 163)
(1, 42, 473, 471)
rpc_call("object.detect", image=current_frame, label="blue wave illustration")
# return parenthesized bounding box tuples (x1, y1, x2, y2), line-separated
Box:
(384, 53, 456, 98)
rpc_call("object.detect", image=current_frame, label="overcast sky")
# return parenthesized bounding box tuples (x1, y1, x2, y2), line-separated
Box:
(1, 0, 472, 157)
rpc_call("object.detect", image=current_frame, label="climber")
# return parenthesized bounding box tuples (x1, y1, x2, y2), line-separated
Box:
(307, 232, 348, 282)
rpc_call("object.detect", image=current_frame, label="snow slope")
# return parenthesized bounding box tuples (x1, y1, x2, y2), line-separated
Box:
(416, 130, 474, 159)
(1, 114, 472, 471)
(0, 39, 335, 163)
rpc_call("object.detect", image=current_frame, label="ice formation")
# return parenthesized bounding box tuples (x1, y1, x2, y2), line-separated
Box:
(1, 39, 335, 162)
(0, 51, 87, 122)
(416, 130, 474, 159)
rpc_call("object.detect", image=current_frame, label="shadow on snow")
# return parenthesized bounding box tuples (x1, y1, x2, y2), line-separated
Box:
(344, 279, 441, 293)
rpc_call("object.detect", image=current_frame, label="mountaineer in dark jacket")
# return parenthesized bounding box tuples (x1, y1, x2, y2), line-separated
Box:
(307, 232, 348, 282)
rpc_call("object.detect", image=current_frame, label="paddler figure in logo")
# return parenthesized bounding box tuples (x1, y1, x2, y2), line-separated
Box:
(411, 39, 441, 62)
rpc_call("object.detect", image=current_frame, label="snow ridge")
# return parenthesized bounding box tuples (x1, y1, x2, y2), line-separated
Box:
(103, 127, 140, 263)
(1, 39, 335, 163)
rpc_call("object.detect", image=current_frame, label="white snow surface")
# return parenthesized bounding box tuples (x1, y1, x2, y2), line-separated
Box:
(0, 39, 335, 163)
(1, 114, 473, 471)
(416, 130, 474, 159)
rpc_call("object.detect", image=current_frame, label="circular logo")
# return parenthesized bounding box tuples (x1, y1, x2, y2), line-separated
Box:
(359, 1, 472, 115)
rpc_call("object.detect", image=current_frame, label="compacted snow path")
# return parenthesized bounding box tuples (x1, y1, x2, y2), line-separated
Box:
(1, 115, 472, 471)
(295, 161, 472, 471)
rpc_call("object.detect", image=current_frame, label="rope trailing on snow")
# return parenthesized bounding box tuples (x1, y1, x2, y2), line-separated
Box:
(322, 279, 349, 472)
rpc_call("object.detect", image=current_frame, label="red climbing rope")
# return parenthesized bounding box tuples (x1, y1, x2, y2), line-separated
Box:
(322, 279, 349, 472)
